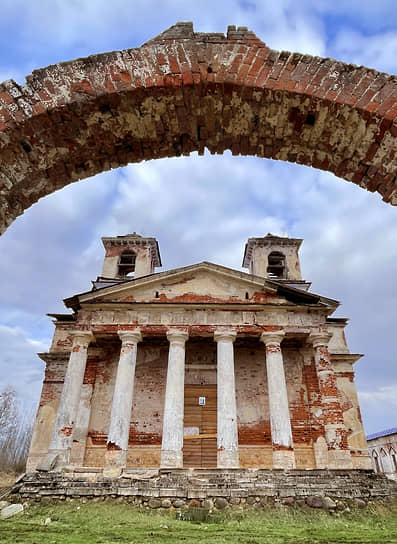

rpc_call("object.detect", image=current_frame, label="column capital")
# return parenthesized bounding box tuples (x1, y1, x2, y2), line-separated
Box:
(70, 330, 95, 345)
(166, 329, 189, 344)
(118, 329, 142, 344)
(309, 331, 332, 348)
(214, 329, 237, 343)
(260, 330, 285, 345)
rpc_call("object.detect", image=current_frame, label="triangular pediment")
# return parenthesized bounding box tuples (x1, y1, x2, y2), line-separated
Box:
(64, 262, 337, 310)
(72, 262, 284, 306)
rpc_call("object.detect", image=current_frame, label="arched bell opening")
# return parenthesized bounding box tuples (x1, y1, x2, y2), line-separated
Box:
(267, 251, 287, 279)
(117, 250, 136, 278)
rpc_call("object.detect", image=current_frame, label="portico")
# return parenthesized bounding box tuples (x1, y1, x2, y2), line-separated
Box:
(39, 326, 354, 474)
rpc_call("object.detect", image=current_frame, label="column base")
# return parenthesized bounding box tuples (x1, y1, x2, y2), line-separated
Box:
(313, 436, 329, 469)
(328, 449, 353, 469)
(272, 449, 296, 469)
(103, 448, 127, 478)
(103, 466, 123, 478)
(217, 449, 239, 468)
(37, 450, 70, 472)
(160, 449, 183, 468)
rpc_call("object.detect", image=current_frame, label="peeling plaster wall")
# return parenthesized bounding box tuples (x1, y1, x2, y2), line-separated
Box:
(235, 343, 271, 468)
(185, 340, 217, 385)
(103, 270, 285, 304)
(250, 244, 301, 280)
(129, 343, 167, 442)
(102, 245, 153, 279)
(81, 341, 168, 468)
(51, 324, 74, 352)
(83, 346, 117, 467)
(234, 343, 317, 469)
(332, 358, 371, 469)
(26, 356, 67, 471)
(125, 342, 167, 467)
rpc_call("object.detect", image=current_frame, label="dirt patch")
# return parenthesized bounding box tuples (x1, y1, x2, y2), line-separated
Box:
(0, 471, 19, 488)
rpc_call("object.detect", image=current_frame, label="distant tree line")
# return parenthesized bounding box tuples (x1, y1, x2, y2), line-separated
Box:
(0, 386, 34, 473)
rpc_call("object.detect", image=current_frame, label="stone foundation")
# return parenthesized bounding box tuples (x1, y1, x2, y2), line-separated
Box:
(13, 469, 397, 507)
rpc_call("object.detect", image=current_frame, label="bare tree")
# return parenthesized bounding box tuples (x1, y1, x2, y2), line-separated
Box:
(0, 386, 34, 473)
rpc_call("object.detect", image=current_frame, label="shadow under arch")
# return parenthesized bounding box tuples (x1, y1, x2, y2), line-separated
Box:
(1, 21, 397, 234)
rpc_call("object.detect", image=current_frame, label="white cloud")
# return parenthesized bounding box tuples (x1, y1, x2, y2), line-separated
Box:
(331, 29, 397, 74)
(359, 386, 397, 406)
(0, 0, 327, 83)
(358, 386, 397, 434)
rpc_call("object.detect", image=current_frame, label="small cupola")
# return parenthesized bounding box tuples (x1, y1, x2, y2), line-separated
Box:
(242, 233, 302, 281)
(101, 233, 161, 280)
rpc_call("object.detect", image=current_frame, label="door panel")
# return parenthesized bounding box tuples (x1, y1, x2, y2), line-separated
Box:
(184, 385, 217, 467)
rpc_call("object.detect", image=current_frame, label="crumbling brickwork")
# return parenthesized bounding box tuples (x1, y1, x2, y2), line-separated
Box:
(2, 22, 397, 235)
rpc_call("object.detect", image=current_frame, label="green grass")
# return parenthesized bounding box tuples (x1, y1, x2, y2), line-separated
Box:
(0, 502, 396, 544)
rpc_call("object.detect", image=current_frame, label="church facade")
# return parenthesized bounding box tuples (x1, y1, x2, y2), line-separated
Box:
(27, 233, 371, 477)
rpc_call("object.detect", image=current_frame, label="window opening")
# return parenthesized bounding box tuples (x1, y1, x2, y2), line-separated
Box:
(390, 448, 397, 471)
(379, 448, 388, 472)
(267, 251, 286, 278)
(118, 250, 136, 277)
(372, 450, 381, 473)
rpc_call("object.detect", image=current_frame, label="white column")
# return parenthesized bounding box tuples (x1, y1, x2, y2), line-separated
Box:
(46, 331, 94, 468)
(70, 382, 95, 466)
(310, 332, 353, 469)
(161, 330, 189, 468)
(260, 330, 296, 469)
(214, 330, 239, 468)
(104, 330, 142, 477)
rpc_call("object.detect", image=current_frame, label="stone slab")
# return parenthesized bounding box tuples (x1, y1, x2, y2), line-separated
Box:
(1, 504, 23, 519)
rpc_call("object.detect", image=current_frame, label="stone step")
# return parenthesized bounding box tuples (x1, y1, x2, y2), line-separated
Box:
(14, 469, 397, 504)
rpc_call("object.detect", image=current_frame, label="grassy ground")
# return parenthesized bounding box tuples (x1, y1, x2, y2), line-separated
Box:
(0, 502, 397, 544)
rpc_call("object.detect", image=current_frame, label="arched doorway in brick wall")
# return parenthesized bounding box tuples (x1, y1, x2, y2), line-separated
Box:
(1, 22, 397, 235)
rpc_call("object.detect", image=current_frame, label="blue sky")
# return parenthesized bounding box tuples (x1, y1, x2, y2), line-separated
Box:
(1, 1, 397, 435)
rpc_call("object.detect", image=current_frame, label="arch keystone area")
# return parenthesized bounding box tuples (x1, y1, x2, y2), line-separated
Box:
(2, 21, 397, 234)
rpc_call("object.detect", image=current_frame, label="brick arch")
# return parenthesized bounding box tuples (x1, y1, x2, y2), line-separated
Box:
(1, 22, 397, 234)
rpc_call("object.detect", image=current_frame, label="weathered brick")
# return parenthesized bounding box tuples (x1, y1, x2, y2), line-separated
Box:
(1, 23, 397, 236)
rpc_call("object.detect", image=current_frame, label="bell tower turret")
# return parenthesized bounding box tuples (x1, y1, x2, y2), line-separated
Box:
(242, 233, 304, 283)
(100, 233, 161, 280)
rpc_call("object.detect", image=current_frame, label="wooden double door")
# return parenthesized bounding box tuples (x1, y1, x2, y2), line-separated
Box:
(183, 385, 217, 467)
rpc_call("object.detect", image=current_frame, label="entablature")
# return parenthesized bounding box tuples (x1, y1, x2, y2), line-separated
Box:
(331, 353, 363, 369)
(76, 304, 328, 328)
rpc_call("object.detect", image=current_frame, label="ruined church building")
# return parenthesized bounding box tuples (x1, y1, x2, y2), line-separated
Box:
(28, 233, 371, 475)
(5, 22, 397, 500)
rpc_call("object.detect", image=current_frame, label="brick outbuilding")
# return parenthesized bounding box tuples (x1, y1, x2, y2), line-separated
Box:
(367, 428, 397, 480)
